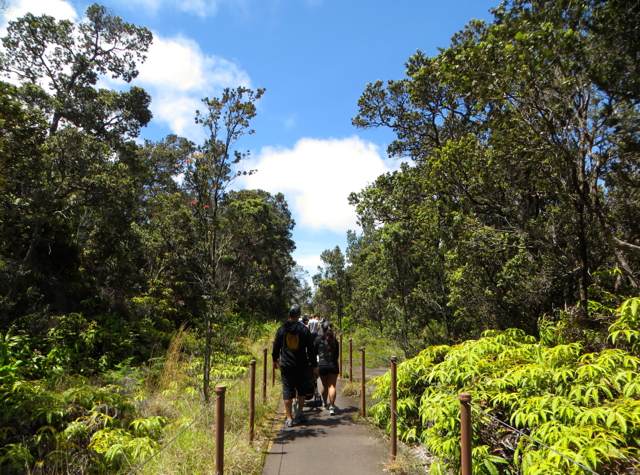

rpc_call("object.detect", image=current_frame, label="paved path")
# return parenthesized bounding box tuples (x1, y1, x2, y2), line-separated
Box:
(261, 373, 390, 475)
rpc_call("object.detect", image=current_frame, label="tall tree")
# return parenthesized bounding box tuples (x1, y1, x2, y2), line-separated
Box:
(0, 5, 155, 363)
(313, 246, 349, 328)
(0, 4, 152, 142)
(146, 87, 265, 402)
(350, 0, 640, 341)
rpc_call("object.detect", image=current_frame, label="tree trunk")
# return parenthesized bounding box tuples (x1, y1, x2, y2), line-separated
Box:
(203, 313, 211, 403)
(576, 202, 590, 322)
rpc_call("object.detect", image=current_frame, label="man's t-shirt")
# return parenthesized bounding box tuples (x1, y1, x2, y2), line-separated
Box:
(308, 317, 320, 334)
(272, 320, 317, 369)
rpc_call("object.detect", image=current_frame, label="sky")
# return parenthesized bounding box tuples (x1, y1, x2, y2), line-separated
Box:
(1, 0, 499, 283)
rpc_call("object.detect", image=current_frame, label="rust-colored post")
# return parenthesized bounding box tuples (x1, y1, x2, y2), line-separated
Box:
(390, 356, 398, 460)
(262, 348, 267, 403)
(215, 385, 226, 475)
(271, 360, 275, 387)
(339, 333, 343, 378)
(349, 339, 353, 383)
(271, 342, 276, 387)
(249, 360, 256, 442)
(459, 392, 472, 475)
(360, 347, 366, 418)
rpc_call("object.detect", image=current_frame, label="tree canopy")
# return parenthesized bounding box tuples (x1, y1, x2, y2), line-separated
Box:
(336, 0, 640, 354)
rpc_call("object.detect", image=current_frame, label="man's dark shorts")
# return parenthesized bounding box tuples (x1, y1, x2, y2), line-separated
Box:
(280, 366, 308, 400)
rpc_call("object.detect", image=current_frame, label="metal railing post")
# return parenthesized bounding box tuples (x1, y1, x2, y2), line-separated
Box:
(459, 392, 472, 475)
(360, 347, 366, 418)
(262, 348, 267, 403)
(249, 360, 256, 442)
(215, 385, 226, 475)
(349, 338, 353, 383)
(390, 356, 398, 460)
(339, 333, 343, 378)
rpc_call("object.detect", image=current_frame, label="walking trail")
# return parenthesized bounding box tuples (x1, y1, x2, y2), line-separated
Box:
(261, 368, 390, 475)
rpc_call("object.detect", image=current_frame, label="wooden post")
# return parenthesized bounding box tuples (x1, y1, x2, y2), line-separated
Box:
(360, 347, 366, 418)
(271, 359, 275, 387)
(249, 360, 256, 442)
(349, 338, 353, 383)
(215, 385, 226, 475)
(262, 348, 267, 403)
(459, 392, 472, 475)
(339, 333, 343, 378)
(390, 356, 398, 460)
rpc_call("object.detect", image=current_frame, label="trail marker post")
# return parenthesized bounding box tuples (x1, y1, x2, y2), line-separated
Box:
(390, 356, 398, 460)
(262, 348, 267, 402)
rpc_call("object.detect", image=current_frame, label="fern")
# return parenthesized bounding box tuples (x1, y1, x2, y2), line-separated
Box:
(367, 303, 640, 475)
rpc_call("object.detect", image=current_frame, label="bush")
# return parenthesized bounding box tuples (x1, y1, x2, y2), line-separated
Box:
(369, 299, 640, 475)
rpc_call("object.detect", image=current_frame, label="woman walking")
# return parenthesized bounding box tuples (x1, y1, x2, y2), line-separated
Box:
(315, 322, 340, 415)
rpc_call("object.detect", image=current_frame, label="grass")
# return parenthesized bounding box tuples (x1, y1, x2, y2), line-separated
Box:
(340, 327, 406, 367)
(132, 325, 282, 475)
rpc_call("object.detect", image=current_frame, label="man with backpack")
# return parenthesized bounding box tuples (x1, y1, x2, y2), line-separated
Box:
(272, 304, 318, 427)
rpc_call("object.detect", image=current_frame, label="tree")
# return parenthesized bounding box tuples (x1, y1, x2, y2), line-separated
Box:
(350, 0, 640, 341)
(219, 189, 296, 321)
(145, 87, 265, 402)
(0, 5, 156, 367)
(313, 246, 349, 328)
(0, 4, 152, 142)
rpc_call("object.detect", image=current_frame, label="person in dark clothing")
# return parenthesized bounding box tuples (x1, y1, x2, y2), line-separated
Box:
(314, 321, 339, 415)
(272, 304, 318, 427)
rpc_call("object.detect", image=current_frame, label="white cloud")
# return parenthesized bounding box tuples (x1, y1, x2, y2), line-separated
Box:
(0, 0, 251, 142)
(294, 254, 322, 274)
(112, 0, 242, 18)
(238, 136, 401, 233)
(284, 116, 296, 129)
(0, 0, 78, 34)
(133, 34, 252, 140)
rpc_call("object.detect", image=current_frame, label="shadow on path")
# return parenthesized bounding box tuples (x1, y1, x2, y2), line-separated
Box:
(261, 376, 390, 475)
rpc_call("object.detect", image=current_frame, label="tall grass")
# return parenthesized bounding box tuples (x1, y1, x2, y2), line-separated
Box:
(342, 327, 406, 367)
(133, 324, 282, 475)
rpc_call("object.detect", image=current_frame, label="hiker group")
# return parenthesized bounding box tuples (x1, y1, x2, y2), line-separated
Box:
(272, 305, 339, 427)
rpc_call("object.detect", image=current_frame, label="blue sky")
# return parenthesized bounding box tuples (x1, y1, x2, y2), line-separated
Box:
(2, 0, 499, 282)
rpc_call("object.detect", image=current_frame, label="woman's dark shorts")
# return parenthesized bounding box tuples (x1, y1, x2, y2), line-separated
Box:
(318, 365, 339, 377)
(280, 366, 308, 400)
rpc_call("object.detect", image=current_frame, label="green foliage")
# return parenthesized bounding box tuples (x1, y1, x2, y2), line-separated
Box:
(609, 298, 640, 355)
(0, 4, 304, 469)
(348, 0, 640, 351)
(345, 326, 406, 367)
(369, 302, 640, 474)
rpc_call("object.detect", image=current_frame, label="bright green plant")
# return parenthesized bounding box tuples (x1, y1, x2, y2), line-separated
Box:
(609, 298, 640, 356)
(369, 299, 640, 475)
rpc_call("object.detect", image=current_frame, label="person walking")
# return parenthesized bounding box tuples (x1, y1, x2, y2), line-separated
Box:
(315, 321, 339, 415)
(272, 305, 318, 427)
(308, 314, 320, 339)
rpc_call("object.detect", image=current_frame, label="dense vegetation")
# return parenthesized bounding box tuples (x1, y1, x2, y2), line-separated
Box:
(370, 298, 640, 475)
(313, 0, 640, 356)
(2, 0, 640, 473)
(0, 4, 306, 473)
(309, 1, 640, 473)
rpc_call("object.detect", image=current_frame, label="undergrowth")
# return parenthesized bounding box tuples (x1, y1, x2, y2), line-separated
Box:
(0, 323, 281, 474)
(368, 298, 640, 475)
(343, 327, 406, 367)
